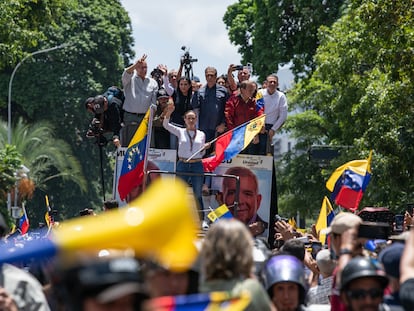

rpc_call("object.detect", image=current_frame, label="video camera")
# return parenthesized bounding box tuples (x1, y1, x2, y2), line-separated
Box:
(86, 118, 104, 138)
(181, 46, 198, 65)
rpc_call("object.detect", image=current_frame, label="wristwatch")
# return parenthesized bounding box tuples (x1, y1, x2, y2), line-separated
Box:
(339, 248, 352, 256)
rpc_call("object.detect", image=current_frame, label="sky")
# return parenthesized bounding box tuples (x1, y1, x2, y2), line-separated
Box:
(119, 0, 294, 90)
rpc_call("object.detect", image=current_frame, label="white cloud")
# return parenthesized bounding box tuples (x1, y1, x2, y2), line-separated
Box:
(120, 0, 241, 79)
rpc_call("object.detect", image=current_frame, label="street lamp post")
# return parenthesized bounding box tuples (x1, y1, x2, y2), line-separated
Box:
(7, 43, 70, 214)
(7, 43, 69, 144)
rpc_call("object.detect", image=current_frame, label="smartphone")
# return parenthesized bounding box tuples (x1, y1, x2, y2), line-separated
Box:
(395, 214, 404, 233)
(357, 221, 391, 240)
(234, 65, 243, 71)
(311, 242, 323, 259)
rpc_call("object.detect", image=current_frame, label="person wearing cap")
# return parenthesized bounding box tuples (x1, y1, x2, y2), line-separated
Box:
(320, 212, 363, 311)
(85, 94, 122, 147)
(152, 88, 171, 149)
(53, 255, 148, 311)
(306, 249, 336, 305)
(262, 254, 308, 311)
(339, 256, 389, 311)
(200, 219, 274, 311)
(191, 76, 202, 92)
(377, 242, 405, 310)
(121, 54, 158, 146)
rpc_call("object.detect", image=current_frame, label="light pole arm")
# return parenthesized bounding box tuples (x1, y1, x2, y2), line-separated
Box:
(7, 44, 70, 144)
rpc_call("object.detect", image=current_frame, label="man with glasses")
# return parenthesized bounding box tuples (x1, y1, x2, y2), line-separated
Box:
(340, 256, 388, 311)
(191, 67, 228, 194)
(257, 74, 288, 155)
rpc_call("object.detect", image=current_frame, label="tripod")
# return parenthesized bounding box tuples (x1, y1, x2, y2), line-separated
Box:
(95, 134, 108, 202)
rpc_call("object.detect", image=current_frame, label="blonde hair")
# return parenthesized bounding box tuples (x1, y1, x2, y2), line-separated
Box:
(201, 219, 254, 280)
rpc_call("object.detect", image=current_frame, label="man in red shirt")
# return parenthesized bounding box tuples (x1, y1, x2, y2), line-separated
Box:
(224, 80, 264, 155)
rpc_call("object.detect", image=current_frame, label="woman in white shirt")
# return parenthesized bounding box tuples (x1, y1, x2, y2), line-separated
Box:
(163, 103, 209, 222)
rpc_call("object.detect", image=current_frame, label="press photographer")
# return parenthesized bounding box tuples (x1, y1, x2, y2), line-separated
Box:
(85, 87, 124, 147)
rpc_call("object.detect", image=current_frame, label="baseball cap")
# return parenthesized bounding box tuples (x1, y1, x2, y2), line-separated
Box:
(192, 76, 200, 83)
(321, 212, 362, 235)
(156, 88, 169, 99)
(316, 249, 336, 276)
(378, 242, 405, 279)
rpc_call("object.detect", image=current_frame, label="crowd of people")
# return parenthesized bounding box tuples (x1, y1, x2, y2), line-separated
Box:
(2, 207, 414, 311)
(4, 55, 414, 311)
(85, 54, 288, 203)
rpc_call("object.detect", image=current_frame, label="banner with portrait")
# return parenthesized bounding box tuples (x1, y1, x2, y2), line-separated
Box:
(206, 154, 274, 237)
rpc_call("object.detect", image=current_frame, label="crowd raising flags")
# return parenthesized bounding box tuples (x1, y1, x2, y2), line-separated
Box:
(326, 150, 373, 212)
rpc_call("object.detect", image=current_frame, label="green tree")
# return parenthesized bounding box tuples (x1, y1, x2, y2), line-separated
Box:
(0, 0, 74, 70)
(223, 0, 345, 80)
(0, 0, 134, 221)
(0, 145, 22, 225)
(0, 118, 86, 223)
(283, 0, 414, 215)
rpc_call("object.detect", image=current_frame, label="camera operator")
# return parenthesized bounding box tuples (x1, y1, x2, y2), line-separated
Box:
(85, 94, 122, 147)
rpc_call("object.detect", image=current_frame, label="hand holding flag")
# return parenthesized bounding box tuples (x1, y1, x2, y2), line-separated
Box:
(202, 115, 266, 172)
(326, 151, 372, 211)
(118, 108, 154, 200)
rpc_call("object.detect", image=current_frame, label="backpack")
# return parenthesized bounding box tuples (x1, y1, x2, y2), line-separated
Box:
(103, 86, 125, 121)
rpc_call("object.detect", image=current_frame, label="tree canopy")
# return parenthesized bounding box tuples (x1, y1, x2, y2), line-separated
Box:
(281, 0, 414, 216)
(0, 0, 134, 222)
(223, 0, 345, 81)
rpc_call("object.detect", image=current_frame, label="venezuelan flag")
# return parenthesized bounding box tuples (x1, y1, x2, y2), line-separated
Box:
(202, 115, 265, 172)
(315, 196, 335, 244)
(326, 151, 372, 212)
(147, 291, 251, 311)
(19, 214, 29, 235)
(118, 109, 151, 200)
(255, 91, 265, 113)
(207, 204, 233, 223)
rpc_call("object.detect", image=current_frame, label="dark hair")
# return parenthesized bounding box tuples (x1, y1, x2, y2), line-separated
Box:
(84, 97, 95, 109)
(280, 239, 306, 261)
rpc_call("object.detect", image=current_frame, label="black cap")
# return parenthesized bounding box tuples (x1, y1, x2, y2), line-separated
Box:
(157, 88, 169, 99)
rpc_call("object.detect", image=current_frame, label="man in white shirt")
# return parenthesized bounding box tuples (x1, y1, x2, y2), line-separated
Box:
(257, 74, 288, 155)
(121, 54, 158, 146)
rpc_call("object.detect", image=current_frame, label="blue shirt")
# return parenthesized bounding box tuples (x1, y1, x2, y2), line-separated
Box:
(191, 84, 228, 131)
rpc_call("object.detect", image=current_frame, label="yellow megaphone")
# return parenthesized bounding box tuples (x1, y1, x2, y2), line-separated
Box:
(53, 177, 200, 271)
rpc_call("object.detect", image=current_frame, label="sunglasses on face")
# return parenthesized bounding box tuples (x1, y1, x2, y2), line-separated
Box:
(346, 288, 383, 300)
